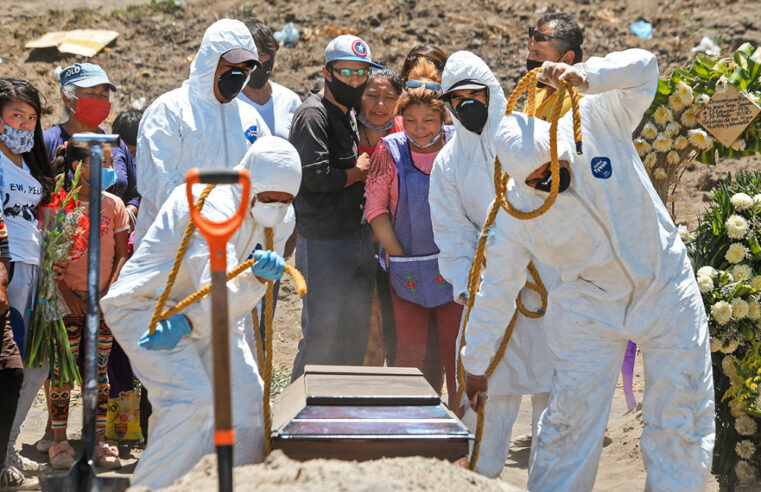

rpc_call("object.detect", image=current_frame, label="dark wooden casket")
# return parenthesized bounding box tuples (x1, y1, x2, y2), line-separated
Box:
(271, 365, 470, 462)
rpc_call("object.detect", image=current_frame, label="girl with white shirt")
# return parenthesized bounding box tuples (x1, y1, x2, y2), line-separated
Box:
(0, 77, 55, 476)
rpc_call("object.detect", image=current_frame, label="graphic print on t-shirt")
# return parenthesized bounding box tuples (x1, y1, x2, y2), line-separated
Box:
(3, 182, 42, 222)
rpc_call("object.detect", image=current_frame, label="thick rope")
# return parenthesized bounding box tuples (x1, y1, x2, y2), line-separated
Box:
(453, 69, 582, 471)
(262, 227, 275, 455)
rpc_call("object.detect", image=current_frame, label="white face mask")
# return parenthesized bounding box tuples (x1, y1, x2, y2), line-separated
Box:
(251, 200, 289, 227)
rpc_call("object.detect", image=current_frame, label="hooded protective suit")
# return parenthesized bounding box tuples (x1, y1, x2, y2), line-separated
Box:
(429, 51, 553, 477)
(101, 136, 300, 489)
(464, 49, 714, 491)
(133, 19, 271, 248)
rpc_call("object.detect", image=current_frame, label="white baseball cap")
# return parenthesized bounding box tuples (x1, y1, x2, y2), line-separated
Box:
(324, 35, 383, 68)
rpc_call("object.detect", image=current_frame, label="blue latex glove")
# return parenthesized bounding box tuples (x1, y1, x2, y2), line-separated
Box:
(138, 313, 191, 351)
(251, 250, 285, 280)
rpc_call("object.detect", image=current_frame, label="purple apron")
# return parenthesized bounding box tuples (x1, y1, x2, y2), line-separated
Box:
(384, 127, 454, 308)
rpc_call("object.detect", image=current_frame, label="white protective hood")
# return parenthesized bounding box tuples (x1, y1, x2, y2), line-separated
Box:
(429, 51, 553, 396)
(241, 136, 302, 197)
(133, 19, 270, 249)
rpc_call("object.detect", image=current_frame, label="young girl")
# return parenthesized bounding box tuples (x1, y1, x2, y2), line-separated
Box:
(0, 77, 56, 475)
(46, 139, 129, 469)
(364, 59, 462, 408)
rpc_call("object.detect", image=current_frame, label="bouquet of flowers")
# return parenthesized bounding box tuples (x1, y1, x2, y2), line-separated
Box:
(23, 166, 89, 387)
(635, 42, 761, 209)
(685, 171, 761, 488)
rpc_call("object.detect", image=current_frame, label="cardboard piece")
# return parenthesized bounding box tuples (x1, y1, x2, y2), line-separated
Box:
(25, 30, 118, 57)
(698, 84, 761, 148)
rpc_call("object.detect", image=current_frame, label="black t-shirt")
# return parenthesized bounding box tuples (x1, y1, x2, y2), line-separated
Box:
(289, 93, 367, 239)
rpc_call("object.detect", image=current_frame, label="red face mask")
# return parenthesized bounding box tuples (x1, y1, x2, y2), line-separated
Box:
(73, 97, 111, 128)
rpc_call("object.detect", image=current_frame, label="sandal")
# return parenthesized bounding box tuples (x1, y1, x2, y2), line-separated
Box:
(48, 441, 75, 470)
(95, 441, 121, 470)
(35, 437, 53, 453)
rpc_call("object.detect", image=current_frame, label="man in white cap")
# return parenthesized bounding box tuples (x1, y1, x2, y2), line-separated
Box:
(289, 35, 383, 379)
(133, 18, 271, 249)
(101, 136, 300, 489)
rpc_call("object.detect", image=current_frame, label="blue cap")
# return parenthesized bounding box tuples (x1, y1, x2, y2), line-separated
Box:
(59, 63, 117, 92)
(324, 35, 383, 69)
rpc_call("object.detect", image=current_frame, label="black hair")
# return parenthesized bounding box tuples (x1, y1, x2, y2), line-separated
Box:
(243, 18, 280, 58)
(367, 68, 403, 95)
(536, 12, 584, 64)
(112, 110, 142, 147)
(400, 44, 448, 82)
(0, 77, 54, 205)
(52, 139, 90, 193)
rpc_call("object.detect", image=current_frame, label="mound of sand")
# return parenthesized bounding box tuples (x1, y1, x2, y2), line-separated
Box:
(133, 450, 518, 491)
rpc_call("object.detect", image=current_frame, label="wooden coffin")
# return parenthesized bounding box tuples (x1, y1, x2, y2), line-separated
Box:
(271, 365, 470, 462)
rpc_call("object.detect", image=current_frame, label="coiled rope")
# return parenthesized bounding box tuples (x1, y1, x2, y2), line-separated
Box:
(148, 183, 306, 457)
(453, 67, 582, 471)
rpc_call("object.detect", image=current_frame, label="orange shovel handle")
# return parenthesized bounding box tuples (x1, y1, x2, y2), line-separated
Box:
(186, 168, 251, 271)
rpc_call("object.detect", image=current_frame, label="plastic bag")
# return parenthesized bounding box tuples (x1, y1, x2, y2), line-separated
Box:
(105, 390, 144, 441)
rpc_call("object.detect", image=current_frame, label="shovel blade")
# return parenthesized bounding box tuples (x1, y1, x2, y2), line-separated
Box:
(39, 459, 130, 492)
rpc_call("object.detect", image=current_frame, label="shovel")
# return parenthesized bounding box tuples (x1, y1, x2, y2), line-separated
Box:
(185, 168, 251, 492)
(40, 133, 130, 492)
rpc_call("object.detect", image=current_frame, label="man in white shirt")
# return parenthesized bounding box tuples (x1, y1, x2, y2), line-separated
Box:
(238, 18, 302, 139)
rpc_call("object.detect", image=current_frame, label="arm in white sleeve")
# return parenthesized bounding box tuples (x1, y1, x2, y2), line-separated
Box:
(577, 49, 659, 135)
(462, 215, 531, 376)
(136, 99, 185, 225)
(429, 152, 480, 299)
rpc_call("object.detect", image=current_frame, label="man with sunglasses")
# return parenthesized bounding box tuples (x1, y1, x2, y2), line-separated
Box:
(526, 12, 584, 121)
(289, 35, 383, 380)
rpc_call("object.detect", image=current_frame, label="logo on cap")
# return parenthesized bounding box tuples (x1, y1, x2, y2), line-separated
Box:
(62, 65, 82, 82)
(352, 40, 368, 58)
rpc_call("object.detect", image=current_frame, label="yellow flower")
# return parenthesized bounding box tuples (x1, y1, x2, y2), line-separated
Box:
(732, 298, 750, 319)
(710, 337, 723, 352)
(726, 243, 749, 264)
(731, 193, 754, 211)
(698, 266, 718, 279)
(643, 152, 657, 170)
(680, 106, 699, 128)
(633, 137, 652, 157)
(654, 167, 668, 180)
(668, 93, 687, 113)
(731, 264, 753, 282)
(675, 81, 694, 106)
(751, 276, 761, 291)
(749, 302, 761, 321)
(653, 133, 673, 152)
(727, 214, 749, 239)
(688, 129, 713, 150)
(732, 139, 747, 152)
(723, 356, 738, 378)
(653, 105, 674, 128)
(712, 300, 733, 325)
(667, 151, 680, 166)
(721, 338, 740, 354)
(641, 121, 658, 141)
(664, 121, 681, 138)
(673, 135, 689, 150)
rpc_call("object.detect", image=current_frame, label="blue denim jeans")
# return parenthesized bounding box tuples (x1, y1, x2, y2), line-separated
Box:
(291, 229, 375, 380)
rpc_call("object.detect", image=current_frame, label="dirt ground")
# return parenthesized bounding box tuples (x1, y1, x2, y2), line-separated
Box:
(3, 0, 761, 489)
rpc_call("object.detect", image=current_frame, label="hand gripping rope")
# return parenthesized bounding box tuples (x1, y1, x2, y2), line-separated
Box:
(453, 67, 582, 471)
(148, 182, 306, 457)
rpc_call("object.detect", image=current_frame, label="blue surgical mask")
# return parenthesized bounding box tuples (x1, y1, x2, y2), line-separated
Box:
(82, 167, 118, 191)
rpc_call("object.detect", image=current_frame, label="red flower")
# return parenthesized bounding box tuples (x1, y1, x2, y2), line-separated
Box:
(436, 275, 444, 284)
(407, 280, 415, 289)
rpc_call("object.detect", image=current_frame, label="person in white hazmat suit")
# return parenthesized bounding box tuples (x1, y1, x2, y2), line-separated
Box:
(428, 51, 553, 478)
(100, 136, 300, 489)
(133, 18, 271, 248)
(461, 49, 715, 491)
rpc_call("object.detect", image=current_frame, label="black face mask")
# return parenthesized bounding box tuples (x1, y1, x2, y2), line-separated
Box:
(326, 73, 366, 109)
(455, 99, 489, 134)
(247, 59, 274, 90)
(217, 68, 248, 102)
(526, 59, 549, 88)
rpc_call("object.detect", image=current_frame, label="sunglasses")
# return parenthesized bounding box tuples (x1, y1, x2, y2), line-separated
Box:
(406, 80, 442, 92)
(528, 26, 567, 43)
(332, 67, 370, 77)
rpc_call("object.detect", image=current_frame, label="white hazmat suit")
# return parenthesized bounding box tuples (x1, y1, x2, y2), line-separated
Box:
(463, 49, 714, 491)
(133, 18, 271, 248)
(101, 136, 300, 489)
(429, 51, 552, 478)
